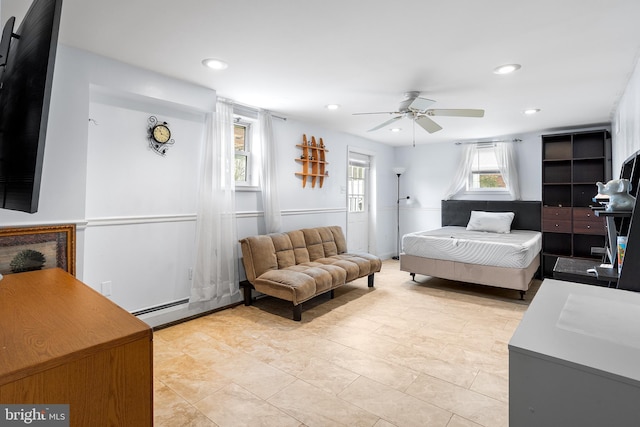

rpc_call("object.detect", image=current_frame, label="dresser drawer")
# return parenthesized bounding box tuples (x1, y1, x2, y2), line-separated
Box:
(572, 207, 598, 221)
(543, 219, 572, 233)
(573, 220, 605, 234)
(543, 207, 572, 221)
(572, 208, 605, 234)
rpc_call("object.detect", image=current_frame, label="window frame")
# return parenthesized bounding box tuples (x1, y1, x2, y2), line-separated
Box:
(233, 116, 259, 190)
(348, 164, 367, 213)
(466, 144, 509, 194)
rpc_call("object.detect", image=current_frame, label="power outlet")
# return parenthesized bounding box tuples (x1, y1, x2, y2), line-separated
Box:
(101, 281, 112, 296)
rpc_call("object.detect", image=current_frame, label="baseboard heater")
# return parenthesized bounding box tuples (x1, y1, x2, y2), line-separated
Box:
(131, 298, 190, 316)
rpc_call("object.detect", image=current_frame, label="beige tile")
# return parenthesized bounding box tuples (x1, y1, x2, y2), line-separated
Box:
(155, 353, 231, 403)
(406, 374, 508, 427)
(446, 415, 484, 427)
(338, 376, 452, 427)
(269, 350, 359, 395)
(216, 353, 297, 399)
(470, 370, 509, 403)
(386, 345, 479, 388)
(268, 379, 380, 427)
(154, 380, 218, 427)
(329, 347, 419, 391)
(194, 383, 301, 427)
(153, 260, 531, 425)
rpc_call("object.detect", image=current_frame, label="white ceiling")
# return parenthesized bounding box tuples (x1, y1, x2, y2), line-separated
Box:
(4, 0, 640, 146)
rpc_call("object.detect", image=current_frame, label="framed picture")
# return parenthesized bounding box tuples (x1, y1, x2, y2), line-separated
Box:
(0, 224, 76, 276)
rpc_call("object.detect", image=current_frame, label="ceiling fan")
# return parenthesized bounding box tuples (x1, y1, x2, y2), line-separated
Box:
(354, 91, 485, 134)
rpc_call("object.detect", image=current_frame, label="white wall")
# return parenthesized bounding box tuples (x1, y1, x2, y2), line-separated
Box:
(2, 42, 625, 326)
(613, 56, 640, 172)
(393, 134, 542, 237)
(0, 45, 397, 326)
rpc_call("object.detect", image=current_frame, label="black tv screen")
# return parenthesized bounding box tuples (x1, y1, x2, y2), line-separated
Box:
(0, 0, 63, 213)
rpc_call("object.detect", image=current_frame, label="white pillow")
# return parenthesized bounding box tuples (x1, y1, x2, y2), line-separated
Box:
(466, 211, 515, 234)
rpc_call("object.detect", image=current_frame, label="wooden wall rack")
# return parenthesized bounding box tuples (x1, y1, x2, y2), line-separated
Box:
(295, 134, 328, 188)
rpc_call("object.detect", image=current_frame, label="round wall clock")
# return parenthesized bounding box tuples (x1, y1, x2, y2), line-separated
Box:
(147, 116, 175, 156)
(152, 123, 171, 144)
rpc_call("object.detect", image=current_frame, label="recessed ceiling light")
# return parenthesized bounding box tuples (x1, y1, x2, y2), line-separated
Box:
(325, 104, 340, 110)
(390, 128, 402, 132)
(493, 64, 521, 75)
(202, 58, 228, 70)
(523, 108, 541, 115)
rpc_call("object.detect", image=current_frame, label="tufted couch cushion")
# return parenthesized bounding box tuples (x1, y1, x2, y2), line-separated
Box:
(239, 226, 381, 320)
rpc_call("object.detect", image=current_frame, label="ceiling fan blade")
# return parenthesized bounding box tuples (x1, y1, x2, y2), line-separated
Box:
(353, 111, 398, 116)
(407, 97, 436, 112)
(426, 109, 485, 117)
(367, 116, 402, 132)
(415, 115, 443, 133)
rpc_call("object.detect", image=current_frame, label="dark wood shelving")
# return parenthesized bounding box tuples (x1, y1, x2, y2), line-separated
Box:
(541, 129, 612, 278)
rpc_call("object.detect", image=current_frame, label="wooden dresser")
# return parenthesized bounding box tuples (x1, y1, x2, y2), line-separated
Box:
(0, 268, 153, 426)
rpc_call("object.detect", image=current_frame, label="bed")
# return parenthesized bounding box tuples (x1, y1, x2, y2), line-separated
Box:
(399, 200, 542, 299)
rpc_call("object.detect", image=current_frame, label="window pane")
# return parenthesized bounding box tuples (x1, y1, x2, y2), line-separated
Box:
(348, 165, 366, 212)
(469, 146, 506, 190)
(235, 154, 247, 182)
(473, 172, 506, 188)
(234, 125, 246, 151)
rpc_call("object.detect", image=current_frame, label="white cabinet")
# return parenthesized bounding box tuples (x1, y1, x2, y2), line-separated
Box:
(509, 279, 640, 426)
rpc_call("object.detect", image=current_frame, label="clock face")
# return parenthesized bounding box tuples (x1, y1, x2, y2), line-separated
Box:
(152, 124, 171, 144)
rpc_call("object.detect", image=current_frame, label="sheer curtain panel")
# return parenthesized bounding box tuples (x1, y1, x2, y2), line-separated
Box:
(495, 142, 521, 200)
(190, 100, 239, 303)
(444, 144, 477, 199)
(259, 110, 281, 233)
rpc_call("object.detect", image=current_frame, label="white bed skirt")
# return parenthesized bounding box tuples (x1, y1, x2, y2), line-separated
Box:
(399, 253, 540, 292)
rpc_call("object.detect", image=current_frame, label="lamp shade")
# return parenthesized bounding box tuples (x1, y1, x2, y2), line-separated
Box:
(392, 167, 406, 175)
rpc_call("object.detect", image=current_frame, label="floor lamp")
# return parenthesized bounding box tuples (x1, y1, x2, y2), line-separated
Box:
(392, 167, 409, 260)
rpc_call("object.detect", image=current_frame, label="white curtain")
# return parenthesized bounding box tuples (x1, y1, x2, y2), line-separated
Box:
(495, 142, 521, 200)
(258, 111, 281, 233)
(190, 100, 239, 303)
(444, 144, 477, 199)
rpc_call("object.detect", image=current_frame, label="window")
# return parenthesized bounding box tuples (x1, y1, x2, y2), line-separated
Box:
(233, 116, 261, 189)
(348, 164, 366, 212)
(234, 121, 250, 183)
(468, 144, 507, 191)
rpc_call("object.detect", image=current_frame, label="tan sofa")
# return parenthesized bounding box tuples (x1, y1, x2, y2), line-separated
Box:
(239, 226, 382, 320)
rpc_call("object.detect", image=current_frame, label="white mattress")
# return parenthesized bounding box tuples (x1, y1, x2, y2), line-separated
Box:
(402, 226, 542, 269)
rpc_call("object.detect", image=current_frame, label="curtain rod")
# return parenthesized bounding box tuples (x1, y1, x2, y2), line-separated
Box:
(455, 138, 521, 145)
(218, 97, 287, 121)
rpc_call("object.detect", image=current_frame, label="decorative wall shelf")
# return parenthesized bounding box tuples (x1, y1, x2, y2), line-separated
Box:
(295, 134, 328, 188)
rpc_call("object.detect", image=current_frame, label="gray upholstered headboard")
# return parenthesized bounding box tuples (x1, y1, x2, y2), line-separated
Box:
(441, 200, 542, 231)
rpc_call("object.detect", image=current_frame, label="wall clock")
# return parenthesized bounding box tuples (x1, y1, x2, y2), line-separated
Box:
(147, 115, 175, 156)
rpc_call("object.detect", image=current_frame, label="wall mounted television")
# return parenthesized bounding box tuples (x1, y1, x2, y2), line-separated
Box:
(0, 0, 63, 213)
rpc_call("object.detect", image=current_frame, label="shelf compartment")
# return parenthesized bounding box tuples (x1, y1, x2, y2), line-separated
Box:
(573, 158, 605, 183)
(543, 184, 572, 207)
(543, 137, 572, 160)
(573, 131, 607, 158)
(573, 234, 606, 258)
(543, 160, 572, 183)
(573, 183, 599, 207)
(543, 233, 572, 256)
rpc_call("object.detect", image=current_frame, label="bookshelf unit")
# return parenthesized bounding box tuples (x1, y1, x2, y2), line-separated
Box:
(541, 129, 611, 276)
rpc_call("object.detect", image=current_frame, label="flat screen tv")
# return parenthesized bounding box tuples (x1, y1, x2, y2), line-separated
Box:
(0, 0, 63, 213)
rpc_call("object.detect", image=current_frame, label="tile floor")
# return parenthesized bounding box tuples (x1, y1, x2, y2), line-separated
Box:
(153, 259, 540, 427)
